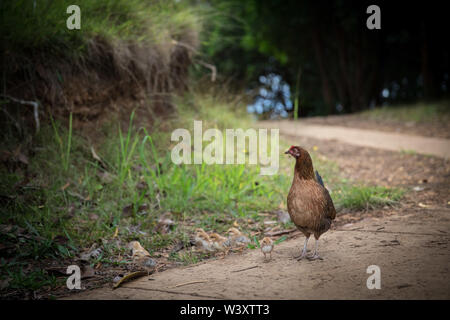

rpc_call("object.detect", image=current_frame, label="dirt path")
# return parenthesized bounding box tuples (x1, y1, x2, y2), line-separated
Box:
(65, 122, 450, 300)
(67, 208, 449, 299)
(260, 121, 450, 158)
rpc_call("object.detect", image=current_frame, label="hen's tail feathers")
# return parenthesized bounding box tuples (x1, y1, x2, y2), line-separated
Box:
(315, 170, 324, 187)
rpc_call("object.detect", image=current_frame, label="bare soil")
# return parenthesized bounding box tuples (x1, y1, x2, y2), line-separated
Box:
(64, 122, 450, 300)
(66, 209, 449, 299)
(302, 113, 450, 139)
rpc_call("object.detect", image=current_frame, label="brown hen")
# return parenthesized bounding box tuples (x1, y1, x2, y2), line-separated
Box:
(285, 146, 336, 260)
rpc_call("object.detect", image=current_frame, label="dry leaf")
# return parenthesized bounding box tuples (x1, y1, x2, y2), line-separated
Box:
(61, 182, 70, 191)
(91, 146, 107, 168)
(113, 271, 148, 289)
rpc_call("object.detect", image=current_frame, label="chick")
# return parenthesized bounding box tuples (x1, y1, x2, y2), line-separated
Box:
(227, 227, 250, 246)
(209, 233, 230, 251)
(127, 241, 156, 274)
(260, 237, 274, 261)
(194, 228, 215, 252)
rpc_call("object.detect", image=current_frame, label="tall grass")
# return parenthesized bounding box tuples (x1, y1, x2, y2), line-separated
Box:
(361, 101, 450, 123)
(1, 0, 202, 55)
(50, 113, 73, 171)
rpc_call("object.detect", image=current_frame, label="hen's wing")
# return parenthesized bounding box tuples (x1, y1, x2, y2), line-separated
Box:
(315, 170, 324, 187)
(321, 185, 336, 220)
(314, 170, 335, 220)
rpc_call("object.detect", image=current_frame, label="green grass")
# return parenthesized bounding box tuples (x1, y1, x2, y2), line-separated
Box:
(361, 101, 450, 123)
(0, 93, 405, 295)
(1, 0, 201, 56)
(333, 185, 404, 211)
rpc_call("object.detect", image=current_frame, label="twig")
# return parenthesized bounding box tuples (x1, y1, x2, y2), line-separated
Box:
(1, 94, 40, 132)
(195, 60, 217, 82)
(170, 280, 207, 289)
(265, 228, 297, 237)
(231, 265, 260, 273)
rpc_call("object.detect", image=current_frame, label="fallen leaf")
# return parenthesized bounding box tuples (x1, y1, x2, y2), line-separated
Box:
(91, 146, 107, 168)
(113, 227, 119, 238)
(61, 182, 70, 191)
(113, 271, 148, 289)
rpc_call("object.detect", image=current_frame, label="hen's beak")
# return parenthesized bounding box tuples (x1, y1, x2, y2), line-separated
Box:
(284, 150, 290, 155)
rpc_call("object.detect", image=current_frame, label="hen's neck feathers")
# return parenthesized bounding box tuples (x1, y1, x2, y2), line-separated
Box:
(294, 156, 315, 182)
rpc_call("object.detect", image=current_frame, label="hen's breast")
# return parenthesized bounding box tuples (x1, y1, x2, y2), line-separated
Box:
(287, 180, 334, 233)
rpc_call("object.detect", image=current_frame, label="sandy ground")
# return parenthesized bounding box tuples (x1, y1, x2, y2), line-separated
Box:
(67, 208, 449, 299)
(300, 112, 450, 139)
(65, 121, 450, 300)
(261, 121, 450, 158)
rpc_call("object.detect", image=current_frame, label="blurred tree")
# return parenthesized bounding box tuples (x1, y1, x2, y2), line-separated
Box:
(199, 0, 449, 116)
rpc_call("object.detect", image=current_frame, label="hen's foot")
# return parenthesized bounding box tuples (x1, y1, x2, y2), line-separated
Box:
(294, 252, 307, 261)
(306, 253, 323, 261)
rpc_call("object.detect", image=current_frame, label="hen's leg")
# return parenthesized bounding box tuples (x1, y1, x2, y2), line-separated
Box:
(307, 238, 323, 260)
(295, 236, 309, 260)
